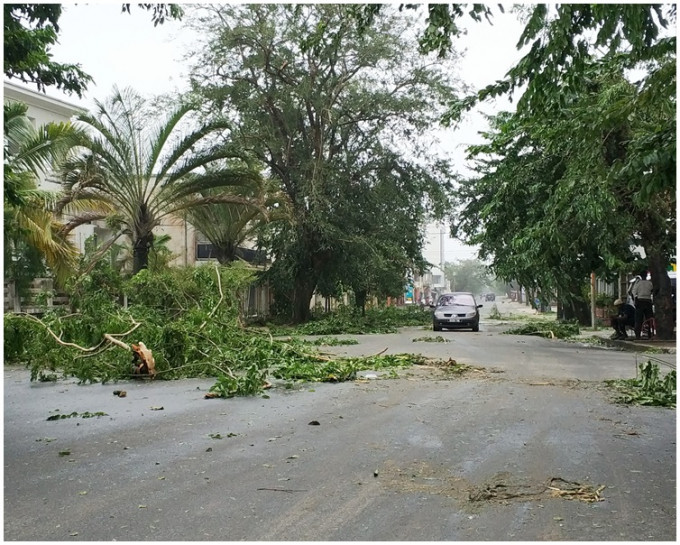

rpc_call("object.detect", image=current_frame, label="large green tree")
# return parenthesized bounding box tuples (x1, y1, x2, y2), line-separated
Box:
(454, 63, 675, 335)
(56, 87, 265, 274)
(352, 4, 675, 336)
(444, 259, 492, 295)
(187, 4, 457, 322)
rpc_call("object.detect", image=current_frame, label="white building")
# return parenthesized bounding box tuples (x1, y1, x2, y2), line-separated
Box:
(412, 220, 480, 303)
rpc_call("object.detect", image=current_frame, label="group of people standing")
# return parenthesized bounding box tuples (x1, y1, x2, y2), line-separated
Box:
(610, 273, 655, 340)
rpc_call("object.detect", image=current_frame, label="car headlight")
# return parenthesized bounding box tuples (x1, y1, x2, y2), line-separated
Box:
(466, 312, 476, 318)
(434, 311, 445, 319)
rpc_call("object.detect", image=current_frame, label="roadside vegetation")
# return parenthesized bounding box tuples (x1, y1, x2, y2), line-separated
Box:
(267, 306, 431, 336)
(3, 5, 675, 397)
(3, 260, 435, 397)
(607, 361, 676, 408)
(503, 320, 580, 340)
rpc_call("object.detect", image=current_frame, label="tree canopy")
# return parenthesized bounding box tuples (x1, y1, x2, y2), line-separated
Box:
(188, 4, 458, 322)
(453, 58, 675, 334)
(351, 4, 675, 336)
(444, 259, 493, 295)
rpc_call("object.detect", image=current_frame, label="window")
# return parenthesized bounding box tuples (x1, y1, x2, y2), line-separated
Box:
(196, 242, 217, 260)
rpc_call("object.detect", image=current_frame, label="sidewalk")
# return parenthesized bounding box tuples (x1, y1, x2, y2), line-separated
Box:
(577, 327, 676, 354)
(494, 297, 676, 354)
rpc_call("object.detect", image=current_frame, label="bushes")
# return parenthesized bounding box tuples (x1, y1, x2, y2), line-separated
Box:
(272, 304, 432, 335)
(5, 264, 429, 393)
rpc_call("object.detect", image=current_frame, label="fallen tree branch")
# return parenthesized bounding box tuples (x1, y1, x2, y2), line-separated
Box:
(23, 314, 101, 352)
(256, 487, 308, 493)
(23, 313, 155, 378)
(103, 334, 131, 351)
(74, 344, 116, 362)
(107, 318, 142, 337)
(200, 264, 224, 331)
(24, 313, 143, 352)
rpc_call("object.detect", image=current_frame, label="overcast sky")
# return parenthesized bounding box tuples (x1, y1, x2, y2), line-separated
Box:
(43, 3, 527, 264)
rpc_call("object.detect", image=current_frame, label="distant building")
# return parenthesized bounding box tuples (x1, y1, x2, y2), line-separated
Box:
(410, 221, 450, 304)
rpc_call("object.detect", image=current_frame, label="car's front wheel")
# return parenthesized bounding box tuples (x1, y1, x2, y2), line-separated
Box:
(472, 323, 479, 332)
(433, 324, 442, 332)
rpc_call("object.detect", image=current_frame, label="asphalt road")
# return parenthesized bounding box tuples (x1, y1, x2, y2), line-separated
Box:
(4, 305, 677, 541)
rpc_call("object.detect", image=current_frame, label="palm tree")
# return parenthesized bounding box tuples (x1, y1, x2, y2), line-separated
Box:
(56, 87, 264, 274)
(4, 101, 81, 287)
(184, 179, 289, 265)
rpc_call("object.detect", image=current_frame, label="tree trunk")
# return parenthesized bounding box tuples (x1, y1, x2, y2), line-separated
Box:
(355, 289, 367, 317)
(291, 274, 316, 324)
(647, 250, 674, 340)
(214, 244, 235, 265)
(132, 232, 154, 274)
(559, 281, 591, 325)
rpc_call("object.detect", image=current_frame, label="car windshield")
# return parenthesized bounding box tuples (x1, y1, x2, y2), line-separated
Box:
(438, 294, 475, 307)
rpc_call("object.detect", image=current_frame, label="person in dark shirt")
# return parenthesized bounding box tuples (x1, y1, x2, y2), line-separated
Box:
(610, 298, 635, 340)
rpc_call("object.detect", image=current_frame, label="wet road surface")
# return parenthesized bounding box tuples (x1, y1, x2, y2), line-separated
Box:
(4, 316, 676, 541)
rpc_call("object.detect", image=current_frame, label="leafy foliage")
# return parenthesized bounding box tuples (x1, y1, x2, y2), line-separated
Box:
(209, 365, 269, 399)
(3, 4, 92, 96)
(188, 4, 457, 322)
(454, 67, 675, 332)
(271, 354, 422, 383)
(46, 411, 107, 421)
(56, 86, 265, 274)
(270, 305, 432, 336)
(504, 320, 580, 339)
(4, 102, 82, 287)
(607, 361, 676, 408)
(444, 259, 493, 295)
(412, 336, 449, 343)
(301, 337, 359, 347)
(5, 263, 434, 397)
(352, 4, 675, 336)
(183, 181, 281, 265)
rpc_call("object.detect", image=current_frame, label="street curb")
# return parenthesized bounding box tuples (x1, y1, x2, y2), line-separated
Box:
(586, 335, 676, 354)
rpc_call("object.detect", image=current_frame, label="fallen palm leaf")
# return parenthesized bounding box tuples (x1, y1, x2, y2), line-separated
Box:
(547, 478, 605, 503)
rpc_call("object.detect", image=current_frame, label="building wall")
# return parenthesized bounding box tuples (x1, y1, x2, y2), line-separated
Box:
(4, 81, 84, 124)
(155, 216, 197, 268)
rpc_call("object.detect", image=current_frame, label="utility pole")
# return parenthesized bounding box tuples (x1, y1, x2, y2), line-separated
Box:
(439, 221, 447, 291)
(590, 272, 597, 330)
